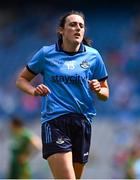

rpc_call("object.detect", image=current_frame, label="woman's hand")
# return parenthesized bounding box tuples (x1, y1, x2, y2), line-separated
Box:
(88, 79, 101, 93)
(34, 84, 51, 96)
(88, 79, 109, 101)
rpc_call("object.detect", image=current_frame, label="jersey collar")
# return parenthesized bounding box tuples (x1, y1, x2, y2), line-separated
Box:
(55, 41, 86, 55)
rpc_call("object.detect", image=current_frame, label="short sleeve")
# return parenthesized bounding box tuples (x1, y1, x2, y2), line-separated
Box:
(27, 47, 44, 75)
(93, 51, 108, 81)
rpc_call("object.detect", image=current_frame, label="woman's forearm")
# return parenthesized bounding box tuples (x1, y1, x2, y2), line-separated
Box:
(96, 87, 109, 101)
(16, 77, 35, 96)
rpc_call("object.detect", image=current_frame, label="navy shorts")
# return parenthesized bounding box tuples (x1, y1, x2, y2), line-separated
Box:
(41, 113, 91, 164)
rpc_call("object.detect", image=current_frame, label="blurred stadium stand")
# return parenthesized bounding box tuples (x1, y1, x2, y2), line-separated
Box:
(0, 0, 140, 178)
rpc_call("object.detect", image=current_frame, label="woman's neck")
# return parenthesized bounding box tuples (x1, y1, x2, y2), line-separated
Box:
(61, 42, 80, 52)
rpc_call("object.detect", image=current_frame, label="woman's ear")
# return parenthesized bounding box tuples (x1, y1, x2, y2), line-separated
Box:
(57, 27, 63, 35)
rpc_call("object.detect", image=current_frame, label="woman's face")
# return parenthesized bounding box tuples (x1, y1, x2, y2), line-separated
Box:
(60, 14, 85, 46)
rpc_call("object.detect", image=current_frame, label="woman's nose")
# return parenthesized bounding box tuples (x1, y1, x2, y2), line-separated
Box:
(76, 24, 81, 31)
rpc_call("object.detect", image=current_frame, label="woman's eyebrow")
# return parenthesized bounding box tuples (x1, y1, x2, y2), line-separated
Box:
(69, 21, 84, 25)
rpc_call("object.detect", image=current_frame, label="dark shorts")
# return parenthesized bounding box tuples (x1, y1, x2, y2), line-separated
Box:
(41, 113, 91, 164)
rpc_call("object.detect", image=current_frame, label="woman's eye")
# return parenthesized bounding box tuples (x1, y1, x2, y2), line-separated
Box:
(80, 24, 84, 28)
(70, 23, 76, 27)
(69, 23, 84, 28)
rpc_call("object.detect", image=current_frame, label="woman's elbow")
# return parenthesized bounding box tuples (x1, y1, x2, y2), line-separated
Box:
(103, 91, 109, 101)
(16, 78, 21, 88)
(103, 95, 109, 101)
(99, 95, 109, 101)
(16, 79, 19, 87)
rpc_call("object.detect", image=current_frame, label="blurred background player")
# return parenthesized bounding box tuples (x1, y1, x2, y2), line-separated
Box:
(7, 116, 42, 179)
(124, 147, 140, 179)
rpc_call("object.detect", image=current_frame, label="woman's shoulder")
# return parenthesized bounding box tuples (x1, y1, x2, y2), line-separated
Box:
(84, 45, 99, 55)
(42, 44, 56, 53)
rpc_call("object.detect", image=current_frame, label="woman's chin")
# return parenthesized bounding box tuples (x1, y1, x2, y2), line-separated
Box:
(73, 40, 81, 45)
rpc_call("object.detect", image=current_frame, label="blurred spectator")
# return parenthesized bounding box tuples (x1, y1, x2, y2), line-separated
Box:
(121, 13, 140, 80)
(133, 158, 140, 179)
(7, 116, 42, 179)
(124, 147, 140, 179)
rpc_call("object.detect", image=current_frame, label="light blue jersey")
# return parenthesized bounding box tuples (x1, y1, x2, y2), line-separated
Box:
(27, 43, 108, 123)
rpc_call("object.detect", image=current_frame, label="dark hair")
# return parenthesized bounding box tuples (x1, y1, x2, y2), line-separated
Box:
(57, 10, 92, 47)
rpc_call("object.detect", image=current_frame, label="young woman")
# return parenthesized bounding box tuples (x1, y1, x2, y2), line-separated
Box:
(16, 10, 109, 179)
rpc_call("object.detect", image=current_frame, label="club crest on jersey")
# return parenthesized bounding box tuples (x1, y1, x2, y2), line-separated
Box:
(56, 137, 65, 144)
(80, 60, 90, 69)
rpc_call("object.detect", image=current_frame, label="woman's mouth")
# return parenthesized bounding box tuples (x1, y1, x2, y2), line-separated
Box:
(74, 33, 80, 37)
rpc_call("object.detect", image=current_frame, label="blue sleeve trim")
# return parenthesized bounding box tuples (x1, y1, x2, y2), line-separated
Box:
(26, 65, 38, 75)
(98, 76, 108, 82)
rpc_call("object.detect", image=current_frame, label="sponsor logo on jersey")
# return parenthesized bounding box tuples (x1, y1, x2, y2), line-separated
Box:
(56, 137, 65, 144)
(51, 74, 88, 84)
(80, 60, 90, 69)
